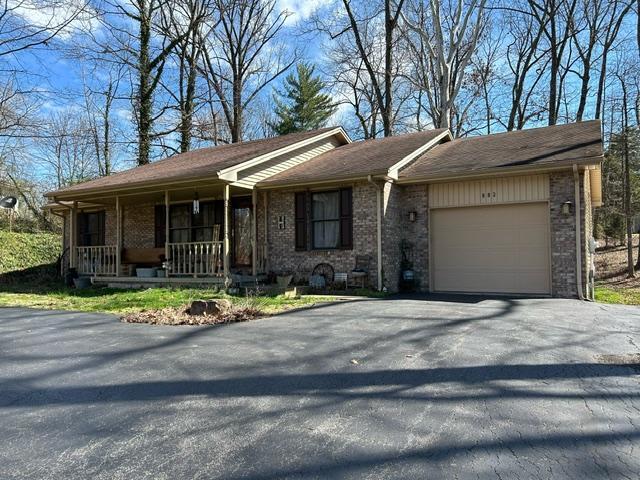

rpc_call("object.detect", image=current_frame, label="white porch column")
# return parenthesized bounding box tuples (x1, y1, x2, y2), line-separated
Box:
(251, 189, 257, 276)
(165, 190, 170, 276)
(223, 184, 231, 288)
(115, 196, 122, 277)
(70, 201, 77, 269)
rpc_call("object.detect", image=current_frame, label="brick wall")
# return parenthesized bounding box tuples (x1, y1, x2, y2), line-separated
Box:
(549, 170, 593, 298)
(262, 182, 379, 287)
(400, 185, 429, 291)
(122, 203, 155, 248)
(382, 181, 402, 291)
(104, 207, 117, 245)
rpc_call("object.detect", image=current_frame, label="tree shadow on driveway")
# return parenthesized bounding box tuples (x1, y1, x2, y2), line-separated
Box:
(3, 362, 639, 408)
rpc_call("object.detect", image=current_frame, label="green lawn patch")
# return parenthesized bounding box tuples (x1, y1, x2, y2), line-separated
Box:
(594, 286, 640, 305)
(0, 284, 339, 316)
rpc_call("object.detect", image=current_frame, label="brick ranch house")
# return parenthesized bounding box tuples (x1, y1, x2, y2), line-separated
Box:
(45, 120, 603, 299)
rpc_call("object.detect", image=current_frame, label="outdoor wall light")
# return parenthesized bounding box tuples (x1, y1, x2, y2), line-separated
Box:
(408, 211, 417, 222)
(561, 201, 573, 215)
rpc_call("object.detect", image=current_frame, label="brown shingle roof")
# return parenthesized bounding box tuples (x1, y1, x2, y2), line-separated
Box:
(399, 120, 602, 180)
(259, 129, 449, 186)
(47, 127, 340, 197)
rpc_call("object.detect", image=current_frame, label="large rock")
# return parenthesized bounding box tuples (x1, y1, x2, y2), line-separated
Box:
(189, 299, 232, 316)
(205, 299, 232, 315)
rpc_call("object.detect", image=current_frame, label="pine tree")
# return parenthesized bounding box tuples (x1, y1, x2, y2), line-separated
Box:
(270, 63, 336, 135)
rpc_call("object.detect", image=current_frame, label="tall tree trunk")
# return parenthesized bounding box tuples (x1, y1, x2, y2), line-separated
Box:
(595, 50, 608, 120)
(383, 0, 393, 137)
(138, 0, 152, 165)
(103, 82, 113, 175)
(621, 79, 635, 277)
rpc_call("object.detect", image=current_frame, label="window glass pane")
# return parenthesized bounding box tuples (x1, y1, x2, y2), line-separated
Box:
(170, 205, 190, 228)
(313, 220, 339, 249)
(192, 202, 214, 227)
(193, 227, 213, 242)
(170, 229, 190, 243)
(312, 192, 339, 220)
(78, 212, 105, 246)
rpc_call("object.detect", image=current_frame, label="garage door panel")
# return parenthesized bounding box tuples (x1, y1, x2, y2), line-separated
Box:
(431, 203, 550, 295)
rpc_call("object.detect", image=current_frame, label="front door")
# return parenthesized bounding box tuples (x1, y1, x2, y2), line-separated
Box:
(232, 198, 252, 268)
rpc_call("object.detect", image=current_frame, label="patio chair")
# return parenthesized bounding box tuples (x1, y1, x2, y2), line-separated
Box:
(351, 255, 370, 288)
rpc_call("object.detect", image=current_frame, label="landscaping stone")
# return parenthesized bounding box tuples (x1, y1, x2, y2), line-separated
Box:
(189, 300, 208, 316)
(205, 299, 232, 315)
(189, 299, 232, 316)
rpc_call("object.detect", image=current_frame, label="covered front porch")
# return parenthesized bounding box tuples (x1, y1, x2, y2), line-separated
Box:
(54, 179, 267, 287)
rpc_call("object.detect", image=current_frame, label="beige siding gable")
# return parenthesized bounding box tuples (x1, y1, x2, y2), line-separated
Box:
(429, 174, 550, 209)
(232, 137, 342, 189)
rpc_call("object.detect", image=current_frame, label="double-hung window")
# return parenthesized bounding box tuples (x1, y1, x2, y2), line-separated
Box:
(312, 191, 340, 249)
(77, 211, 105, 246)
(295, 188, 352, 250)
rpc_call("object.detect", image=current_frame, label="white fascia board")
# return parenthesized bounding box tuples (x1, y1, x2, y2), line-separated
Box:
(216, 127, 351, 182)
(386, 130, 452, 180)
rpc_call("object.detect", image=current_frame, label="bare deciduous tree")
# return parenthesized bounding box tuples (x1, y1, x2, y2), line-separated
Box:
(200, 0, 295, 143)
(403, 0, 488, 132)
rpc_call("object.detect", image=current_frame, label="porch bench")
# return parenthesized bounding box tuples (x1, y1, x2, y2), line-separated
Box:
(121, 248, 165, 276)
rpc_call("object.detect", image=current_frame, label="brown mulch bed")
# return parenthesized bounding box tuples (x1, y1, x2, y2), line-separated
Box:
(595, 235, 640, 288)
(121, 306, 264, 326)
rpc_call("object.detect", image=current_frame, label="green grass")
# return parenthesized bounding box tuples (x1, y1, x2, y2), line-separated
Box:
(594, 286, 640, 305)
(0, 284, 338, 315)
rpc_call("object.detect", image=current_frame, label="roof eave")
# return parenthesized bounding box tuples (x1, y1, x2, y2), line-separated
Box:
(387, 130, 453, 180)
(257, 171, 389, 190)
(396, 155, 604, 184)
(46, 127, 352, 200)
(217, 127, 351, 182)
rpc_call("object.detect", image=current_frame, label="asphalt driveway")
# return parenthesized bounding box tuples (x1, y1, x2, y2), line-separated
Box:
(1, 296, 639, 479)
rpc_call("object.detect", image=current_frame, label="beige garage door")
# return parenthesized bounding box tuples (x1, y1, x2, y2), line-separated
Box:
(431, 202, 551, 294)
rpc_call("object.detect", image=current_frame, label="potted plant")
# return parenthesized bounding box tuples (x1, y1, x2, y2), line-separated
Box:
(399, 239, 415, 289)
(276, 272, 293, 288)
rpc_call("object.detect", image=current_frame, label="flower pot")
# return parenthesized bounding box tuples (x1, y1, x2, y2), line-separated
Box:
(73, 277, 91, 289)
(136, 267, 158, 278)
(276, 275, 293, 288)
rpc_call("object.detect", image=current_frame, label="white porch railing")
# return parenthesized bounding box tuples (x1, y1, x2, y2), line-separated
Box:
(75, 245, 117, 276)
(168, 241, 223, 277)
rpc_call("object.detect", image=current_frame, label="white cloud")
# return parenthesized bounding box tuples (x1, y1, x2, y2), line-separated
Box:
(277, 0, 332, 25)
(8, 0, 99, 40)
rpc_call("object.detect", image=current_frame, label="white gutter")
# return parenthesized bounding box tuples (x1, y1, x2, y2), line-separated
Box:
(573, 164, 584, 300)
(367, 175, 383, 291)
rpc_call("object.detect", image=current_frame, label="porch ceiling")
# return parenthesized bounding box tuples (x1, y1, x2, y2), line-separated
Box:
(45, 182, 253, 212)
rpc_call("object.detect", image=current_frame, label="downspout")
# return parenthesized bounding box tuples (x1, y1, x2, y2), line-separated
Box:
(573, 165, 584, 300)
(367, 175, 383, 291)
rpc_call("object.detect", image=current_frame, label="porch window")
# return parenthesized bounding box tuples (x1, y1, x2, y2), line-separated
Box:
(77, 211, 105, 246)
(295, 188, 352, 250)
(154, 201, 223, 247)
